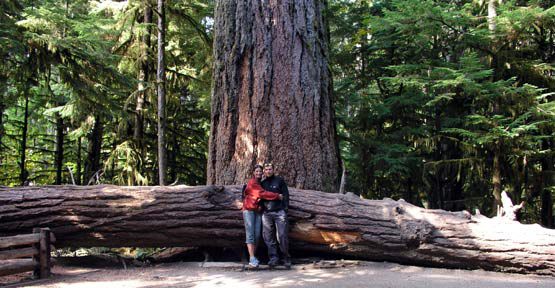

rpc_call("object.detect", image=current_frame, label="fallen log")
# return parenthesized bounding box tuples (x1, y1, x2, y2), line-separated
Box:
(0, 185, 553, 275)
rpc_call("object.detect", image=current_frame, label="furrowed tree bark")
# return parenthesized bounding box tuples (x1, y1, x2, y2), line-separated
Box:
(1, 185, 554, 275)
(208, 0, 341, 192)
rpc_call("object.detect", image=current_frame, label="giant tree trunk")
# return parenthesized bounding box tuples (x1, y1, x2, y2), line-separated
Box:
(0, 185, 554, 275)
(208, 0, 341, 192)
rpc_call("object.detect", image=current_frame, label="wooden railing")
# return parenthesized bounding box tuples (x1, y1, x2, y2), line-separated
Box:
(0, 228, 55, 279)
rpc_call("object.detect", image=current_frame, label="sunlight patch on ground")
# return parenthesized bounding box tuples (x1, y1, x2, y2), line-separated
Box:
(54, 268, 99, 276)
(389, 265, 425, 273)
(264, 276, 298, 287)
(192, 274, 259, 288)
(185, 268, 352, 288)
(52, 279, 162, 288)
(298, 269, 348, 279)
(422, 273, 548, 284)
(10, 262, 555, 288)
(353, 270, 373, 276)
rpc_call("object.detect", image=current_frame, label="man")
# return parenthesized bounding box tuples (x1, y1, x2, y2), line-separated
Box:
(261, 163, 291, 269)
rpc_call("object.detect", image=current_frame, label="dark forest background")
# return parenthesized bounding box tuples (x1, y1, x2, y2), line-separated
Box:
(0, 0, 553, 225)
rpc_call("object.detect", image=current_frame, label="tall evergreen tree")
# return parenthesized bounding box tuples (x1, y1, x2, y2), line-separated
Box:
(208, 0, 341, 192)
(156, 0, 167, 185)
(329, 0, 554, 220)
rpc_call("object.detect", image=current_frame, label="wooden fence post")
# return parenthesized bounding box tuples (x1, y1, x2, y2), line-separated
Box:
(32, 228, 40, 279)
(39, 228, 51, 278)
(0, 228, 54, 279)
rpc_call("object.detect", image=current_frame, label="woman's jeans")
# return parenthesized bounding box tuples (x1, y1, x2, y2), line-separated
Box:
(243, 210, 262, 244)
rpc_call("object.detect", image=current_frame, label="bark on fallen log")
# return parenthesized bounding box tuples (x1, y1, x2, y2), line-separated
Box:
(0, 185, 554, 275)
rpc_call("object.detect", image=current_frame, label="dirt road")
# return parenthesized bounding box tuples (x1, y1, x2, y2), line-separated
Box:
(4, 261, 554, 288)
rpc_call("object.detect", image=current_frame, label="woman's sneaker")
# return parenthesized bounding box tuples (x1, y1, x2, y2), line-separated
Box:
(248, 257, 260, 268)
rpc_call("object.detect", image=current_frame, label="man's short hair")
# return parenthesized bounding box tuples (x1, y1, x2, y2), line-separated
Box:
(264, 163, 273, 169)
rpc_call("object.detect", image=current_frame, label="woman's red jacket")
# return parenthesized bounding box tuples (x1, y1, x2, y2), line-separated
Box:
(242, 177, 280, 211)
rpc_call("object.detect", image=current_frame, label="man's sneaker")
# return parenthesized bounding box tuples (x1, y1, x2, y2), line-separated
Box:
(248, 257, 260, 268)
(267, 258, 279, 268)
(284, 258, 292, 270)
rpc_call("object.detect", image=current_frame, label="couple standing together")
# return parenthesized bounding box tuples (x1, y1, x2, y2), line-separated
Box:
(241, 163, 291, 269)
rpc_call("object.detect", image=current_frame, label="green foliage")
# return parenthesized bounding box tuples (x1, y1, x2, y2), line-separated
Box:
(330, 0, 554, 220)
(0, 0, 213, 186)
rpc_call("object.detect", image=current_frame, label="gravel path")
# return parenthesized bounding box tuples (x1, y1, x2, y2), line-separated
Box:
(3, 261, 554, 288)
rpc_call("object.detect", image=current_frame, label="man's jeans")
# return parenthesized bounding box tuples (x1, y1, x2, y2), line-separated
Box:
(262, 209, 290, 262)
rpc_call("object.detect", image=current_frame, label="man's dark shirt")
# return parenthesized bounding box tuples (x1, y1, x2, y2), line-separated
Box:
(261, 175, 289, 212)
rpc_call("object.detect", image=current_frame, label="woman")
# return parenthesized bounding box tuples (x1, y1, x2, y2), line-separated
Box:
(242, 164, 282, 268)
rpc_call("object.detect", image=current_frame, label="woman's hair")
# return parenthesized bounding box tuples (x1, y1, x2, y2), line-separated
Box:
(253, 164, 263, 171)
